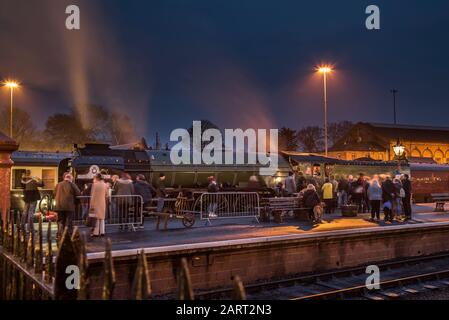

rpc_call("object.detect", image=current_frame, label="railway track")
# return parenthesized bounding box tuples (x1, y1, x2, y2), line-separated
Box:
(195, 252, 449, 300)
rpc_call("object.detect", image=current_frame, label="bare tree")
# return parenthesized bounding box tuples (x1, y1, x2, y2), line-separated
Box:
(328, 121, 353, 147)
(297, 126, 324, 152)
(278, 127, 299, 152)
(107, 112, 137, 145)
(0, 106, 37, 144)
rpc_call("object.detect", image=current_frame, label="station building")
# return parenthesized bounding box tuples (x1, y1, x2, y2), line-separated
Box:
(328, 122, 449, 164)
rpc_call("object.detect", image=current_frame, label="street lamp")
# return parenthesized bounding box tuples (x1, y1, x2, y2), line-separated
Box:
(3, 81, 19, 139)
(393, 139, 406, 161)
(317, 66, 333, 157)
(391, 89, 398, 125)
(392, 138, 406, 176)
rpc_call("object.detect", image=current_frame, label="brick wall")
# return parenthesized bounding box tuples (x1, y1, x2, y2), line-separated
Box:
(0, 133, 18, 225)
(85, 223, 449, 299)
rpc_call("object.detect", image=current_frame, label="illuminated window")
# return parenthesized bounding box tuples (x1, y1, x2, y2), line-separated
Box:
(42, 169, 56, 189)
(12, 169, 26, 189)
(351, 153, 356, 160)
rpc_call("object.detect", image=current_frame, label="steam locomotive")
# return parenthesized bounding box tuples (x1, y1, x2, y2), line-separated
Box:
(9, 143, 449, 211)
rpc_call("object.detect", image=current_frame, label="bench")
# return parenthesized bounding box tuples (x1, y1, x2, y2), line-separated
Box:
(266, 197, 308, 223)
(431, 193, 449, 212)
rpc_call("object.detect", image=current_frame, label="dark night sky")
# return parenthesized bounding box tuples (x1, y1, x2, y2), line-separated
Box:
(1, 0, 449, 144)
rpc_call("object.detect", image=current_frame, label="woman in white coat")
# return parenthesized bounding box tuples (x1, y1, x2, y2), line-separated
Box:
(90, 173, 109, 237)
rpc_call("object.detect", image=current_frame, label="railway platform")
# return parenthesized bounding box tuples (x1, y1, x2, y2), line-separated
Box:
(75, 203, 449, 298)
(84, 203, 449, 255)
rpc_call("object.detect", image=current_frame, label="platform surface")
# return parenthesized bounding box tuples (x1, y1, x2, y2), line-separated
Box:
(84, 203, 449, 256)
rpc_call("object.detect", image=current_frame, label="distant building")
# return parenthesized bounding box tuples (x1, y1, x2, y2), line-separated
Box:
(328, 122, 449, 164)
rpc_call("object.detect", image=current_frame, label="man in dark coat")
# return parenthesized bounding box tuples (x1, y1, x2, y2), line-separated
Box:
(303, 184, 321, 222)
(134, 174, 155, 208)
(337, 176, 350, 208)
(133, 174, 155, 225)
(381, 176, 396, 222)
(401, 174, 413, 220)
(296, 172, 307, 192)
(54, 173, 81, 236)
(21, 170, 44, 224)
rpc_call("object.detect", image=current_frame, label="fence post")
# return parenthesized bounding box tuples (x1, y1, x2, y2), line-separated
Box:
(54, 227, 78, 300)
(232, 276, 247, 300)
(0, 213, 3, 246)
(44, 221, 54, 283)
(131, 249, 152, 300)
(102, 238, 116, 300)
(35, 216, 43, 274)
(26, 217, 35, 268)
(71, 227, 89, 300)
(177, 258, 194, 300)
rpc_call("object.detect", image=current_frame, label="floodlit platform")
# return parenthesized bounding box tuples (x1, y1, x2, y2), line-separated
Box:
(84, 203, 449, 256)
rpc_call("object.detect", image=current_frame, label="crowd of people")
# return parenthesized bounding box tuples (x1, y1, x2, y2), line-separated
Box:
(277, 171, 413, 224)
(51, 172, 169, 238)
(20, 168, 413, 239)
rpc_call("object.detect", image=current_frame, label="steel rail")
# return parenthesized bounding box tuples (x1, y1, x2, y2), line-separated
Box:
(195, 251, 449, 300)
(291, 269, 449, 300)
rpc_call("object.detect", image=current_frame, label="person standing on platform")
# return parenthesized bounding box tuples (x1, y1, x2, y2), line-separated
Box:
(296, 172, 307, 193)
(401, 174, 413, 221)
(393, 177, 403, 218)
(347, 175, 355, 203)
(54, 173, 81, 237)
(285, 172, 297, 196)
(207, 176, 220, 218)
(337, 176, 349, 208)
(90, 174, 109, 237)
(133, 174, 155, 226)
(352, 173, 366, 213)
(330, 175, 338, 212)
(321, 178, 334, 214)
(21, 170, 44, 225)
(367, 178, 382, 221)
(155, 173, 167, 213)
(381, 176, 395, 222)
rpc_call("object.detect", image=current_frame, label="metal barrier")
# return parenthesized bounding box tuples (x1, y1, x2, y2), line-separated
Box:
(75, 195, 144, 231)
(199, 192, 260, 224)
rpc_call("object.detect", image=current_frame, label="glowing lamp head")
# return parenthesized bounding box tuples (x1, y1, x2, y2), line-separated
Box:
(4, 81, 19, 88)
(393, 139, 406, 159)
(317, 66, 332, 74)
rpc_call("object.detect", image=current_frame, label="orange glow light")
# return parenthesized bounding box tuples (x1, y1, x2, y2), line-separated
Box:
(317, 66, 333, 74)
(4, 81, 19, 88)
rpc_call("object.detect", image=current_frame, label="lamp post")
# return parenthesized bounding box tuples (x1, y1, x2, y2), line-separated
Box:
(317, 66, 333, 157)
(4, 81, 19, 139)
(393, 138, 406, 174)
(391, 89, 398, 125)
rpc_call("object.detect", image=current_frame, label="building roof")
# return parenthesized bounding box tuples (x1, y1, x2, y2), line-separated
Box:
(0, 131, 19, 152)
(330, 122, 449, 153)
(11, 151, 72, 166)
(365, 123, 449, 142)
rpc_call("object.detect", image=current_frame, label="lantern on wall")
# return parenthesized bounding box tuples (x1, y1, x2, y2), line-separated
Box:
(393, 139, 406, 160)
